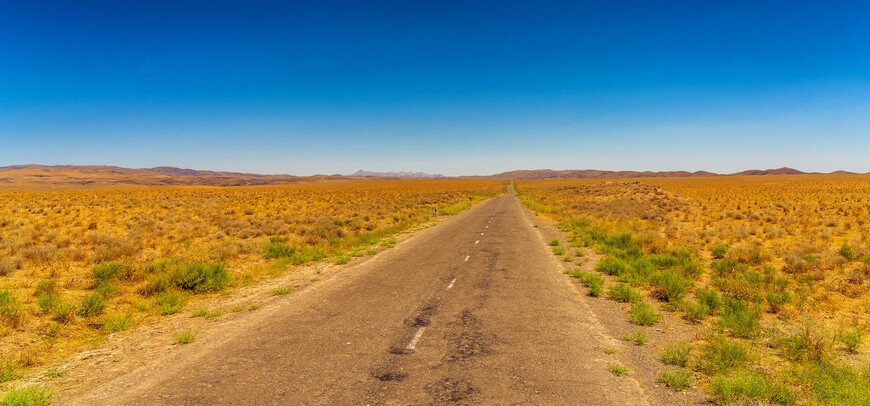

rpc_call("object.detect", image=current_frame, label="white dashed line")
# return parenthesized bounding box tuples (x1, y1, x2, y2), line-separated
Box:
(485, 226, 489, 228)
(407, 327, 426, 350)
(475, 240, 479, 244)
(447, 278, 456, 289)
(480, 233, 484, 236)
(465, 255, 470, 262)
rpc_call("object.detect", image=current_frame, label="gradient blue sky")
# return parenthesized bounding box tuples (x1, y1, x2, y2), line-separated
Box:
(1, 1, 869, 176)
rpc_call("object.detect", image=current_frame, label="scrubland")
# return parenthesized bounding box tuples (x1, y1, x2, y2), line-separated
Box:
(519, 175, 870, 405)
(0, 179, 504, 394)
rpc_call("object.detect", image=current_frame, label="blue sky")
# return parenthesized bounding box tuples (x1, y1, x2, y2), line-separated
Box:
(1, 1, 868, 176)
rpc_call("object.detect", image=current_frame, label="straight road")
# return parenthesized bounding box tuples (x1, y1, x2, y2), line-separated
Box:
(77, 188, 650, 405)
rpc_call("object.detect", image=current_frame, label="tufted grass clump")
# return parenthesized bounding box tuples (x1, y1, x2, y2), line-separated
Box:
(661, 342, 692, 367)
(607, 283, 641, 303)
(0, 386, 53, 405)
(630, 302, 661, 326)
(658, 367, 693, 391)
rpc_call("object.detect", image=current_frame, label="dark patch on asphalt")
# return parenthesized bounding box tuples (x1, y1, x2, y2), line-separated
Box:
(372, 371, 408, 382)
(388, 346, 414, 355)
(426, 377, 478, 405)
(444, 310, 493, 362)
(406, 301, 439, 328)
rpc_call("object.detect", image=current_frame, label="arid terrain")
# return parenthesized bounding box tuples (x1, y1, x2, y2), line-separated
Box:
(517, 174, 870, 405)
(1, 173, 869, 405)
(0, 179, 504, 400)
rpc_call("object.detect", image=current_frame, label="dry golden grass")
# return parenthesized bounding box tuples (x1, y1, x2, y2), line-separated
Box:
(0, 179, 505, 380)
(519, 174, 870, 404)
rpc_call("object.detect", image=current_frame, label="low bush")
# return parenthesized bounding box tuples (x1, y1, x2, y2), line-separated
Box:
(720, 298, 762, 338)
(609, 363, 629, 376)
(661, 342, 692, 367)
(92, 262, 124, 281)
(597, 258, 627, 276)
(78, 293, 107, 317)
(623, 331, 648, 345)
(154, 290, 186, 315)
(683, 300, 710, 323)
(143, 260, 230, 294)
(650, 270, 690, 303)
(0, 386, 53, 406)
(658, 367, 692, 391)
(630, 302, 662, 326)
(795, 361, 870, 405)
(840, 327, 864, 353)
(701, 336, 747, 374)
(711, 244, 729, 259)
(607, 283, 642, 303)
(696, 289, 721, 313)
(711, 370, 794, 405)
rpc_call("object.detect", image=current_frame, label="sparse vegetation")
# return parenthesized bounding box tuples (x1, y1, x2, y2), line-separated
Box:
(629, 302, 661, 326)
(658, 367, 692, 391)
(661, 342, 691, 367)
(0, 386, 53, 406)
(273, 286, 293, 295)
(609, 363, 629, 376)
(623, 331, 647, 345)
(0, 179, 504, 373)
(173, 331, 196, 344)
(518, 176, 870, 404)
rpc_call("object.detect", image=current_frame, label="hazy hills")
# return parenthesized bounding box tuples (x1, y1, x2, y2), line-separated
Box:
(0, 164, 861, 190)
(351, 170, 444, 178)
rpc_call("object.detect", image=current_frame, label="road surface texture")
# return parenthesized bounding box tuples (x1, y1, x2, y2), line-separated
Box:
(75, 189, 652, 405)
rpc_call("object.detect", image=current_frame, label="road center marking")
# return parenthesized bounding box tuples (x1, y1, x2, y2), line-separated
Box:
(465, 255, 470, 261)
(480, 232, 484, 236)
(485, 226, 488, 228)
(475, 240, 479, 244)
(447, 278, 456, 289)
(407, 327, 426, 350)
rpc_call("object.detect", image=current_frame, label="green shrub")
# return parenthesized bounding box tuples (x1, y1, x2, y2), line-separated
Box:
(838, 243, 855, 260)
(607, 283, 642, 303)
(104, 313, 132, 332)
(173, 331, 196, 344)
(658, 367, 692, 391)
(78, 293, 107, 317)
(0, 386, 53, 406)
(609, 363, 629, 376)
(553, 247, 564, 255)
(92, 262, 123, 281)
(597, 258, 627, 276)
(701, 336, 747, 374)
(840, 327, 864, 352)
(765, 290, 792, 313)
(720, 298, 762, 338)
(51, 301, 75, 323)
(0, 361, 22, 383)
(273, 286, 293, 295)
(95, 281, 118, 298)
(711, 259, 747, 275)
(630, 302, 662, 326)
(711, 244, 729, 259)
(0, 289, 21, 322)
(683, 300, 710, 323)
(582, 273, 605, 297)
(661, 343, 692, 367)
(549, 239, 560, 246)
(154, 290, 186, 315)
(712, 370, 794, 405)
(696, 289, 721, 313)
(796, 361, 870, 405)
(623, 331, 648, 345)
(650, 270, 690, 303)
(175, 262, 230, 292)
(36, 290, 60, 314)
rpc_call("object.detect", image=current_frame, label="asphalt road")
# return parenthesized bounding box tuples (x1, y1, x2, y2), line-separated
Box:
(89, 188, 650, 405)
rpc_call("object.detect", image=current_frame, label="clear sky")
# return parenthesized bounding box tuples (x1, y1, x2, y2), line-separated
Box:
(1, 1, 869, 176)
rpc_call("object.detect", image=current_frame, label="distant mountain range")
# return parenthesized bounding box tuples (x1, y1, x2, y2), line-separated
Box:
(0, 164, 862, 190)
(351, 170, 444, 178)
(477, 167, 822, 180)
